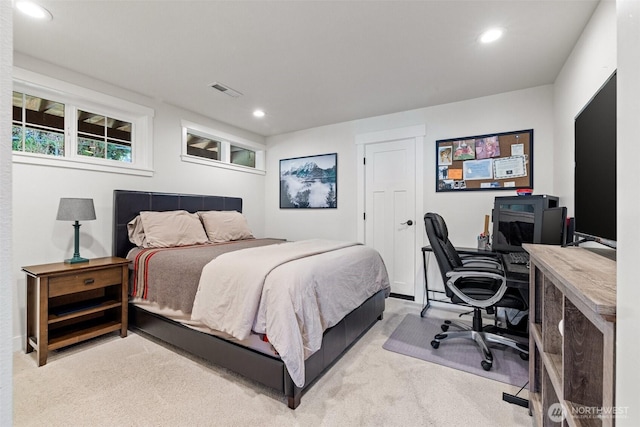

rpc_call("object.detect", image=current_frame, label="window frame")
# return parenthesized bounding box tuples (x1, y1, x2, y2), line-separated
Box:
(12, 67, 154, 176)
(181, 120, 265, 175)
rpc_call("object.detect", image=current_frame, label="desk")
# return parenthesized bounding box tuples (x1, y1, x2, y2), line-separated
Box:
(420, 245, 528, 316)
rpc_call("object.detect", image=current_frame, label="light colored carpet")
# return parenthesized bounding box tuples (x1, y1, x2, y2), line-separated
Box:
(13, 298, 532, 427)
(383, 313, 529, 387)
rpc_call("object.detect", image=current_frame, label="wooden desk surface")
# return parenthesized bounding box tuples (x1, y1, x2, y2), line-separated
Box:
(523, 244, 616, 319)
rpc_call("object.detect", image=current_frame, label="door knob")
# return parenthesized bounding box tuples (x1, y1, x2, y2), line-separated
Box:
(401, 220, 414, 226)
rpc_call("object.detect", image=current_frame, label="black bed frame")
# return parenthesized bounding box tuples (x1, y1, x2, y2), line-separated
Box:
(113, 190, 385, 409)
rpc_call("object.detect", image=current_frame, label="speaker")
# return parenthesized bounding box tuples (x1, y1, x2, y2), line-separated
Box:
(564, 217, 575, 246)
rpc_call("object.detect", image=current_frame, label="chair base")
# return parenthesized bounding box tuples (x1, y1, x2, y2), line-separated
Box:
(430, 310, 528, 371)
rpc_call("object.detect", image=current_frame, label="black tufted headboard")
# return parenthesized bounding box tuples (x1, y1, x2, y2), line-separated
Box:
(112, 190, 243, 259)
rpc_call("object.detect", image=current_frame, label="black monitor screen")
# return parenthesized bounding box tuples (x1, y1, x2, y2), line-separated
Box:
(574, 72, 616, 247)
(493, 202, 536, 251)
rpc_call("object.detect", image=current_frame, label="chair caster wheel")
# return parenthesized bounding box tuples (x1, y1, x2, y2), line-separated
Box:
(519, 352, 529, 361)
(431, 340, 440, 349)
(481, 361, 492, 371)
(441, 324, 449, 332)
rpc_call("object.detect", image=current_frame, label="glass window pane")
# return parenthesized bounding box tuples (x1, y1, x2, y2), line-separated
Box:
(12, 125, 23, 151)
(78, 137, 105, 158)
(24, 94, 64, 130)
(12, 91, 65, 157)
(78, 110, 105, 138)
(12, 91, 23, 122)
(24, 128, 64, 156)
(106, 142, 132, 162)
(230, 145, 255, 168)
(186, 132, 220, 160)
(106, 118, 132, 142)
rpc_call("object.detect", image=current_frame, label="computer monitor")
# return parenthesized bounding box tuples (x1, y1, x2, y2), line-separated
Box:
(491, 195, 562, 252)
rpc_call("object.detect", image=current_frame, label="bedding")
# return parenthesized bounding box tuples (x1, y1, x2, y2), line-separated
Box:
(129, 238, 284, 313)
(130, 238, 390, 388)
(192, 239, 390, 387)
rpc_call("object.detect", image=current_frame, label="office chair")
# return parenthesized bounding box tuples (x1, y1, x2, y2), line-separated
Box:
(424, 212, 528, 371)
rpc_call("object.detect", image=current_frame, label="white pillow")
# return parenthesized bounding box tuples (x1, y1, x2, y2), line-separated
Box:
(127, 215, 147, 247)
(137, 210, 209, 248)
(197, 210, 254, 243)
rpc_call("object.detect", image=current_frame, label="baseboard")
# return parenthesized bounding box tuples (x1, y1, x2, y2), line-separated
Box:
(389, 293, 414, 301)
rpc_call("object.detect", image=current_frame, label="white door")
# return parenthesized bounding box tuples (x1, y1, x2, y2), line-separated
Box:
(365, 139, 416, 296)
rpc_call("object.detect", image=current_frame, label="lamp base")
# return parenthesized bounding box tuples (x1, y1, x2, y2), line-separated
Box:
(64, 256, 89, 264)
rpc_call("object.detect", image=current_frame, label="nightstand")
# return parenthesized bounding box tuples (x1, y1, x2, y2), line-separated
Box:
(22, 256, 129, 366)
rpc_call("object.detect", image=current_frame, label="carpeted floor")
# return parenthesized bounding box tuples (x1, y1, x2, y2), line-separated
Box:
(13, 298, 532, 427)
(383, 313, 529, 388)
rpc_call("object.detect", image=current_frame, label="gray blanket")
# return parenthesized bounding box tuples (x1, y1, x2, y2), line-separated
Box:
(128, 239, 284, 313)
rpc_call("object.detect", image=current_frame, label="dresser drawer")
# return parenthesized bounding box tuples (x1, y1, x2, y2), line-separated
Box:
(49, 267, 123, 297)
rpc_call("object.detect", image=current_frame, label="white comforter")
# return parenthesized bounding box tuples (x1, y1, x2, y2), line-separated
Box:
(191, 239, 390, 387)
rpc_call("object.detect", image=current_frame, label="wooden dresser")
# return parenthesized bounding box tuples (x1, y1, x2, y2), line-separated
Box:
(524, 244, 616, 426)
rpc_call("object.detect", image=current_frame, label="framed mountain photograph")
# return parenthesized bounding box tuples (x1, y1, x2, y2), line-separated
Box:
(279, 153, 337, 208)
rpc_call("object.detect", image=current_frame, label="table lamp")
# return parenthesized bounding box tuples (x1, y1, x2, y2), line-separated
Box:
(56, 198, 96, 264)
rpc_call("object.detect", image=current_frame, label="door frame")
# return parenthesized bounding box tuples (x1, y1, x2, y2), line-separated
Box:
(355, 125, 425, 300)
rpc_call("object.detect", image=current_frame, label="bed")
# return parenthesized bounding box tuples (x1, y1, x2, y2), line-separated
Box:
(112, 189, 389, 409)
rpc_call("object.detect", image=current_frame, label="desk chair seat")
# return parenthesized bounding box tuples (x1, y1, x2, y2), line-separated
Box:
(424, 212, 528, 371)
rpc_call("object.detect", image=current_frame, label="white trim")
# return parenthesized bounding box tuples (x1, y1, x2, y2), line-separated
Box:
(180, 154, 266, 175)
(355, 124, 426, 145)
(356, 125, 426, 300)
(12, 152, 153, 176)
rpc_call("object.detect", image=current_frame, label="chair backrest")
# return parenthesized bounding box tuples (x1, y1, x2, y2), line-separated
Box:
(424, 213, 464, 297)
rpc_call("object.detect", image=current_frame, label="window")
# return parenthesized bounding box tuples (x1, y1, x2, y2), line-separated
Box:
(12, 91, 65, 156)
(12, 68, 154, 176)
(181, 120, 265, 174)
(77, 110, 132, 162)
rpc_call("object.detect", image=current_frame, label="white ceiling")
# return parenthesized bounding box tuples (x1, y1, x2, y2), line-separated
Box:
(13, 0, 599, 137)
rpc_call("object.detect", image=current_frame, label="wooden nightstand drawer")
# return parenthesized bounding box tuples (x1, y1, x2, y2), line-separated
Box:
(49, 267, 123, 297)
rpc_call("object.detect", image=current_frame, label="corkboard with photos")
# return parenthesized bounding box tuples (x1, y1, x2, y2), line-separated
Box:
(436, 129, 533, 192)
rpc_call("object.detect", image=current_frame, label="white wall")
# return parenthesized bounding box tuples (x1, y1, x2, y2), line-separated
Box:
(553, 0, 617, 213)
(265, 84, 555, 301)
(10, 54, 267, 350)
(616, 0, 640, 423)
(1, 0, 13, 423)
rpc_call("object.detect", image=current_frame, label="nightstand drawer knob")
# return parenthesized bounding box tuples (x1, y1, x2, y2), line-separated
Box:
(84, 278, 95, 285)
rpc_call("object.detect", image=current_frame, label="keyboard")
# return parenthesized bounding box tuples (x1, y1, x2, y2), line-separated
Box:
(499, 252, 530, 282)
(507, 252, 530, 265)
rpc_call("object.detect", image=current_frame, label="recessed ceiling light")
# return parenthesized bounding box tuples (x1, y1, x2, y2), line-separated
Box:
(253, 110, 265, 118)
(480, 28, 503, 44)
(16, 1, 52, 20)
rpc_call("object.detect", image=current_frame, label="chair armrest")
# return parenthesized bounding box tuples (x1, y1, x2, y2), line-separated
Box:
(445, 267, 507, 308)
(450, 266, 503, 275)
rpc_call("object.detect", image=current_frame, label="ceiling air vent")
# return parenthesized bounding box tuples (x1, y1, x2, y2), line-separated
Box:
(209, 82, 243, 98)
